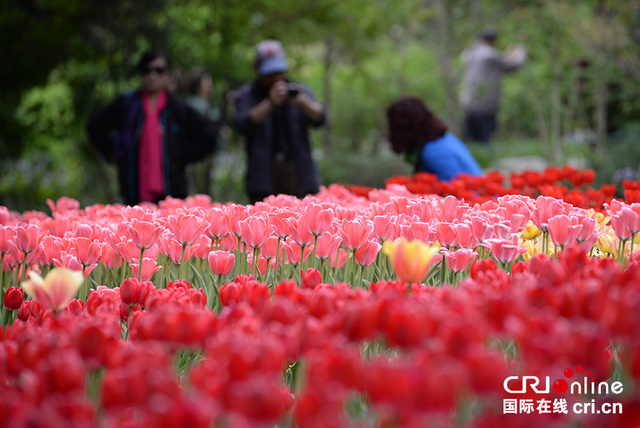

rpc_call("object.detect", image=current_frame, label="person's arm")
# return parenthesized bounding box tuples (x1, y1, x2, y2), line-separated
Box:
(493, 45, 527, 73)
(290, 83, 326, 126)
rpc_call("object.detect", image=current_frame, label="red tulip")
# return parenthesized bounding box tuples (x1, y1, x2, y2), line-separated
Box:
(120, 277, 145, 306)
(4, 286, 23, 310)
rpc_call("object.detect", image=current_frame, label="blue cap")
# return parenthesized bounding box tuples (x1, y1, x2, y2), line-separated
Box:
(255, 39, 289, 75)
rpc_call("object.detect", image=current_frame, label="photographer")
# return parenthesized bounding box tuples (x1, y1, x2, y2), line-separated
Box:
(234, 39, 325, 204)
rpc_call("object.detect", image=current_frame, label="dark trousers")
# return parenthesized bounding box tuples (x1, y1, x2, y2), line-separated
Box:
(464, 112, 497, 144)
(248, 156, 308, 204)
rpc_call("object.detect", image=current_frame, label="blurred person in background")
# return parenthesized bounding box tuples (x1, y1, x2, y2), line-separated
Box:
(87, 49, 217, 205)
(386, 96, 484, 181)
(233, 39, 326, 204)
(459, 28, 527, 144)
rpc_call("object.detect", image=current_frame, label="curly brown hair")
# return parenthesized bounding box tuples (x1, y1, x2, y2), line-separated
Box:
(386, 96, 448, 154)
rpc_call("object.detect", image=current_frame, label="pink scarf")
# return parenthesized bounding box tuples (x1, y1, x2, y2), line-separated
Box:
(138, 91, 168, 203)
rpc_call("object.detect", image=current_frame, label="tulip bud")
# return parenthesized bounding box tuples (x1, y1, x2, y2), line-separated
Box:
(301, 268, 322, 289)
(120, 277, 144, 306)
(4, 286, 23, 311)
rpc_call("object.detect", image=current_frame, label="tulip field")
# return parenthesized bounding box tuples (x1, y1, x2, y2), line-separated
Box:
(3, 166, 640, 427)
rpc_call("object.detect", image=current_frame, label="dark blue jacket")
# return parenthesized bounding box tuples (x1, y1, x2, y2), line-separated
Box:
(233, 80, 325, 196)
(87, 90, 217, 205)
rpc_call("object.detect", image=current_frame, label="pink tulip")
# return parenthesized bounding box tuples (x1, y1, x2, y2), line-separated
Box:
(224, 204, 248, 237)
(130, 257, 162, 281)
(303, 203, 334, 236)
(158, 234, 194, 264)
(483, 238, 528, 264)
(167, 212, 210, 246)
(406, 221, 433, 243)
(121, 205, 156, 222)
(287, 216, 315, 247)
(468, 214, 494, 242)
(441, 248, 478, 273)
(439, 195, 469, 223)
(532, 196, 566, 232)
(609, 215, 632, 241)
(114, 238, 138, 264)
(127, 219, 163, 250)
(314, 233, 342, 260)
(208, 250, 236, 276)
(21, 268, 84, 311)
(355, 239, 381, 267)
(205, 207, 230, 239)
(547, 215, 582, 248)
(73, 237, 103, 266)
(620, 206, 640, 235)
(283, 241, 313, 265)
(267, 210, 293, 239)
(260, 236, 280, 260)
(14, 223, 43, 254)
(340, 218, 373, 250)
(53, 253, 84, 272)
(0, 226, 15, 254)
(39, 235, 61, 266)
(435, 222, 458, 249)
(101, 245, 122, 270)
(239, 215, 273, 249)
(373, 215, 398, 242)
(454, 222, 479, 249)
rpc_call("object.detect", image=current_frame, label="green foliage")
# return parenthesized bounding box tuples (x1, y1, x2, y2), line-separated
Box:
(588, 122, 640, 190)
(2, 1, 640, 210)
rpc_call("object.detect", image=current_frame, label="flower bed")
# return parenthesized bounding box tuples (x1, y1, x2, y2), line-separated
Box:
(1, 169, 640, 427)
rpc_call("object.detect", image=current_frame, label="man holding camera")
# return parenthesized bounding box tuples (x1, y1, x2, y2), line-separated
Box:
(234, 39, 326, 204)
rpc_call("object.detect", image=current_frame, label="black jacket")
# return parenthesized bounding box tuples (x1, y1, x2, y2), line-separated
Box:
(87, 90, 217, 205)
(233, 80, 325, 196)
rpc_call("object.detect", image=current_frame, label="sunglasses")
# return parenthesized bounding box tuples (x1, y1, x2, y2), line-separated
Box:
(143, 66, 166, 75)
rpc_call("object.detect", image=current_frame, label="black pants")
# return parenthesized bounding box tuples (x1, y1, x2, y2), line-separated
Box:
(248, 156, 310, 204)
(464, 112, 497, 144)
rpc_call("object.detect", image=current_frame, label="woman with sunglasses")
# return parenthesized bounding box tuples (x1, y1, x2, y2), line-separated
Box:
(87, 49, 218, 205)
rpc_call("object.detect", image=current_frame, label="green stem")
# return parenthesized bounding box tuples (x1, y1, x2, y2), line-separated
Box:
(440, 255, 447, 286)
(350, 249, 357, 288)
(274, 238, 282, 286)
(312, 235, 318, 268)
(617, 239, 626, 266)
(138, 248, 145, 282)
(630, 233, 636, 262)
(179, 245, 188, 280)
(252, 247, 259, 279)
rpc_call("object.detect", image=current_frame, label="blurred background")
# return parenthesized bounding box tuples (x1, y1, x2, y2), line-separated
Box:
(2, 0, 640, 211)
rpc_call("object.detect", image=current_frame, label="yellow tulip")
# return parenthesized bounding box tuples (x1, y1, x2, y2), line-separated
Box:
(382, 238, 440, 283)
(520, 221, 542, 241)
(596, 228, 617, 257)
(21, 268, 84, 312)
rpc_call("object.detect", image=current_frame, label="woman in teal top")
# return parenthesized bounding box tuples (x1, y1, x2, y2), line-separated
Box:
(386, 96, 483, 181)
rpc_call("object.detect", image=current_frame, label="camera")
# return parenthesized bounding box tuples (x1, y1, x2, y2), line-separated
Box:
(286, 82, 300, 98)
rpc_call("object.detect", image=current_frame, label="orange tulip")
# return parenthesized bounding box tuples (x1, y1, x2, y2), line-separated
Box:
(21, 268, 84, 312)
(382, 238, 440, 283)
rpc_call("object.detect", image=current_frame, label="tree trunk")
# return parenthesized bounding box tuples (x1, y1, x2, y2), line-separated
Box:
(593, 78, 608, 152)
(322, 37, 334, 154)
(433, 0, 460, 134)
